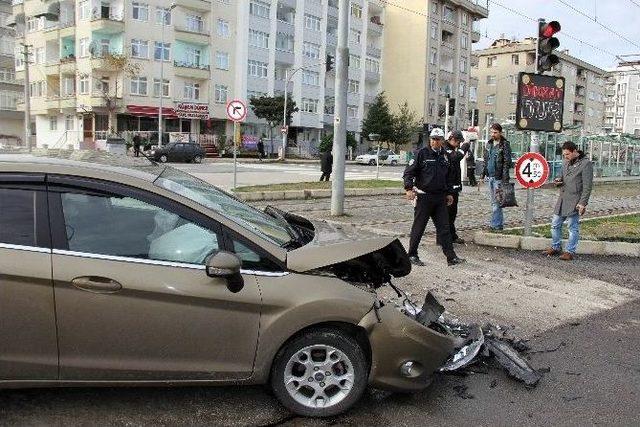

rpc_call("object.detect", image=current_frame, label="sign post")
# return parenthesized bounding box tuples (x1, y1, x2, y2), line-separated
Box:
(515, 152, 550, 235)
(226, 100, 247, 190)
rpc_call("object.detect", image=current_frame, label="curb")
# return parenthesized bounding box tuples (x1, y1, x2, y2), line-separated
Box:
(473, 231, 640, 257)
(235, 187, 405, 201)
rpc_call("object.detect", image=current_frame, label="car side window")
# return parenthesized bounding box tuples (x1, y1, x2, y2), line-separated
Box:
(0, 188, 38, 247)
(60, 192, 220, 265)
(232, 239, 282, 272)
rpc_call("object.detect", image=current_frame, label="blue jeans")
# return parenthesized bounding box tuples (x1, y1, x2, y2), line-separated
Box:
(551, 213, 580, 254)
(488, 177, 504, 229)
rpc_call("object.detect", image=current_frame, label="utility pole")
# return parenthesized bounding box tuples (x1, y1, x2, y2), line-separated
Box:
(331, 0, 348, 216)
(281, 69, 289, 160)
(158, 4, 176, 147)
(21, 43, 32, 152)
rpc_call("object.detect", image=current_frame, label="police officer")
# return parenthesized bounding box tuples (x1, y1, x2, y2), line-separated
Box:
(403, 128, 466, 267)
(443, 130, 469, 245)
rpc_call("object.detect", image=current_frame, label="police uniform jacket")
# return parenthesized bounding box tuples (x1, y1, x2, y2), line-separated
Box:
(403, 146, 452, 195)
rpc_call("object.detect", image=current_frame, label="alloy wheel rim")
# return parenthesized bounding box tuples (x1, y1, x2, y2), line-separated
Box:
(283, 344, 355, 409)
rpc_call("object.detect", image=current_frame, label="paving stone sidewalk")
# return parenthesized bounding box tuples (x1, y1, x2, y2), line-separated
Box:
(253, 183, 640, 237)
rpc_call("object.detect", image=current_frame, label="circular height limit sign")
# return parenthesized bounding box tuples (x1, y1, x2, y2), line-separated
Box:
(515, 152, 550, 189)
(226, 99, 247, 122)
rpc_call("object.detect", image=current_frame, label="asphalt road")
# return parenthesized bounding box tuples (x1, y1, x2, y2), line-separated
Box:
(2, 246, 638, 426)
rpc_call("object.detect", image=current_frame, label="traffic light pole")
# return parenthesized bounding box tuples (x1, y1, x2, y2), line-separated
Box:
(331, 0, 348, 216)
(444, 97, 450, 137)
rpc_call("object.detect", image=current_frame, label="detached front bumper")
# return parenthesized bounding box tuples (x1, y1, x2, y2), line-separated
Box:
(358, 303, 466, 392)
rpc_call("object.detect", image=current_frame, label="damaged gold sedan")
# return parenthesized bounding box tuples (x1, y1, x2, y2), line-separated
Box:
(0, 151, 474, 417)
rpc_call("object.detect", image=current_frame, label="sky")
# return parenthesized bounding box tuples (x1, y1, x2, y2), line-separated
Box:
(474, 0, 640, 70)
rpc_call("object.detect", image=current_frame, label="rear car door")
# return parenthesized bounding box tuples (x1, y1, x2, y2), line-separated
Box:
(0, 174, 57, 380)
(171, 144, 186, 162)
(47, 175, 262, 381)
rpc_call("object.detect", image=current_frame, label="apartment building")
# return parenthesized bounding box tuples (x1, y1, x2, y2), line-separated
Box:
(383, 0, 488, 132)
(473, 37, 607, 135)
(11, 0, 235, 149)
(603, 61, 640, 136)
(0, 0, 22, 144)
(236, 0, 385, 152)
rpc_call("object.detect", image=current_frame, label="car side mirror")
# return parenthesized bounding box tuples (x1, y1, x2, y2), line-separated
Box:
(206, 251, 244, 293)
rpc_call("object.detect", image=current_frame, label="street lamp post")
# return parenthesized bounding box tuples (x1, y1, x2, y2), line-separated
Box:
(158, 4, 176, 147)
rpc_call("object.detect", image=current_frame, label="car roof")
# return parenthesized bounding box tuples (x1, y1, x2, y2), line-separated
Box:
(0, 149, 164, 182)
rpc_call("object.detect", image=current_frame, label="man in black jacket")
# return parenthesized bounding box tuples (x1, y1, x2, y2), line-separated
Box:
(443, 130, 468, 244)
(319, 150, 333, 181)
(480, 123, 513, 230)
(403, 128, 465, 267)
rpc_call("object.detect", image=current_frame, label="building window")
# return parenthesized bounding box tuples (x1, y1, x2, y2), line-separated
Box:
(348, 79, 360, 93)
(510, 93, 517, 104)
(214, 84, 228, 103)
(302, 70, 320, 86)
(350, 3, 363, 19)
(349, 54, 361, 69)
(431, 23, 438, 39)
(153, 78, 170, 97)
(249, 30, 269, 49)
(79, 0, 90, 20)
(49, 116, 57, 131)
(459, 81, 466, 97)
(276, 32, 294, 52)
(62, 77, 75, 96)
(429, 76, 437, 91)
(216, 51, 230, 70)
(365, 58, 380, 73)
(183, 82, 200, 100)
(462, 11, 468, 25)
(461, 35, 468, 49)
(347, 105, 358, 118)
(131, 39, 149, 58)
(35, 47, 45, 64)
(443, 5, 455, 23)
(512, 54, 519, 65)
(184, 14, 204, 32)
(155, 7, 172, 25)
(130, 76, 148, 95)
(250, 1, 270, 18)
(485, 94, 495, 105)
(432, 1, 439, 15)
(79, 38, 90, 57)
(305, 14, 321, 31)
(303, 42, 321, 59)
(486, 75, 496, 85)
(301, 98, 319, 113)
(132, 2, 149, 21)
(217, 19, 230, 37)
(350, 29, 361, 43)
(459, 58, 467, 73)
(248, 60, 268, 78)
(0, 68, 16, 83)
(65, 116, 74, 131)
(508, 113, 516, 121)
(635, 105, 640, 113)
(487, 56, 497, 67)
(75, 76, 88, 94)
(154, 42, 170, 61)
(430, 48, 437, 65)
(470, 86, 477, 102)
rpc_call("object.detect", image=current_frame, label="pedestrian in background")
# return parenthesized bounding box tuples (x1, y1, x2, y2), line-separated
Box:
(544, 141, 594, 261)
(442, 130, 468, 245)
(257, 138, 265, 161)
(480, 123, 513, 231)
(320, 149, 333, 181)
(464, 140, 477, 187)
(133, 134, 141, 157)
(403, 128, 465, 267)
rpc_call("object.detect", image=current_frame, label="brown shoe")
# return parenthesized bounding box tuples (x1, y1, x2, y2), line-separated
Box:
(559, 252, 574, 261)
(544, 248, 561, 256)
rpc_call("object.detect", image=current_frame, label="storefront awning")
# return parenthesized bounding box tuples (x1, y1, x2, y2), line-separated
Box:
(126, 105, 178, 118)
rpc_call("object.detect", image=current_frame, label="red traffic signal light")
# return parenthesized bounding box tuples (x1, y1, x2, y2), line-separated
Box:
(540, 21, 561, 38)
(537, 20, 561, 73)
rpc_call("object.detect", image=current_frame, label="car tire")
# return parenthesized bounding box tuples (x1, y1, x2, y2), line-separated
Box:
(159, 154, 168, 163)
(391, 160, 398, 166)
(368, 159, 376, 166)
(270, 329, 368, 418)
(193, 155, 203, 164)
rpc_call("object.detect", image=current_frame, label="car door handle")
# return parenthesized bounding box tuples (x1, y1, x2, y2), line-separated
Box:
(71, 276, 123, 294)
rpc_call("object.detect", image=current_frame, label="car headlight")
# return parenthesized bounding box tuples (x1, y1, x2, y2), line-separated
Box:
(149, 150, 156, 155)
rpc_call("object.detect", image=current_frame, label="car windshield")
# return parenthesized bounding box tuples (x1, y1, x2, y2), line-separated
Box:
(154, 167, 292, 246)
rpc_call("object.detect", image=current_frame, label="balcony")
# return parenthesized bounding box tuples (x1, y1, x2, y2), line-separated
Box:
(44, 61, 60, 76)
(175, 0, 211, 12)
(173, 61, 210, 79)
(449, 0, 489, 19)
(175, 25, 210, 45)
(471, 29, 481, 43)
(45, 96, 60, 111)
(366, 45, 381, 58)
(90, 14, 124, 34)
(60, 56, 76, 74)
(368, 17, 383, 36)
(365, 70, 380, 82)
(275, 49, 295, 64)
(328, 1, 338, 18)
(60, 95, 76, 110)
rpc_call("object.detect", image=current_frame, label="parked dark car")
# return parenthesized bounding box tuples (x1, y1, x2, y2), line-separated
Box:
(148, 143, 206, 163)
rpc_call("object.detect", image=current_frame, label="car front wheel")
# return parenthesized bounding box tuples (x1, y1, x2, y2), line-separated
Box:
(193, 154, 203, 163)
(159, 154, 168, 163)
(271, 329, 368, 417)
(368, 159, 376, 166)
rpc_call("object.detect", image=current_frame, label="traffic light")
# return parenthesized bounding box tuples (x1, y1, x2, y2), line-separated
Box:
(448, 98, 456, 116)
(326, 54, 335, 72)
(537, 20, 561, 73)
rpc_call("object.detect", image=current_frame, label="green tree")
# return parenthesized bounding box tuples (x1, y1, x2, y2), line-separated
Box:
(361, 92, 394, 145)
(249, 96, 298, 151)
(319, 132, 357, 153)
(391, 101, 420, 152)
(100, 53, 141, 133)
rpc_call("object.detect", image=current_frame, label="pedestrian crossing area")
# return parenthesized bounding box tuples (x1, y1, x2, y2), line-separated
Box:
(236, 162, 404, 180)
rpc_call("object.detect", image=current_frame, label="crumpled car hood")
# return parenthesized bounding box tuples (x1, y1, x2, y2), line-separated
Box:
(286, 220, 410, 278)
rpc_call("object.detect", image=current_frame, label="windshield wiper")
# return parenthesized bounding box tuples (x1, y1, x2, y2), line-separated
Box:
(264, 205, 303, 247)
